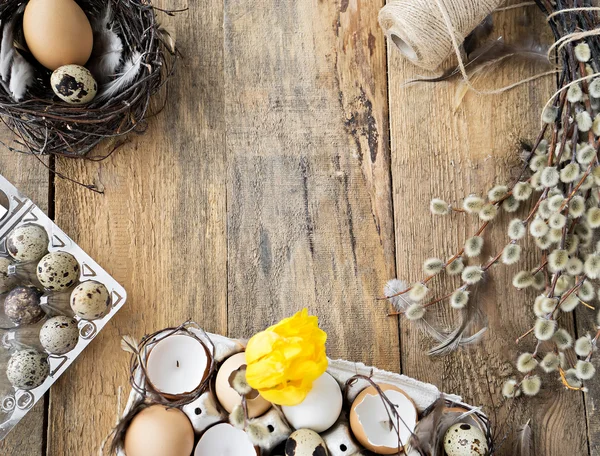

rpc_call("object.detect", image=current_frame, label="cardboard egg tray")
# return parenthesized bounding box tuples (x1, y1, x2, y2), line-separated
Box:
(0, 173, 127, 440)
(122, 326, 491, 456)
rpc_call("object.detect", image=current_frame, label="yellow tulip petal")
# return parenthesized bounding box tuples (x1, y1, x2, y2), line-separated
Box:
(245, 331, 280, 363)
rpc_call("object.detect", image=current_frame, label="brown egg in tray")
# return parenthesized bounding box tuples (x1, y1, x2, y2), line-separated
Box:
(0, 173, 127, 440)
(114, 323, 492, 456)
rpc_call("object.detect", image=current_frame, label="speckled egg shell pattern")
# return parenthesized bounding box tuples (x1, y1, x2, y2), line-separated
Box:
(51, 65, 97, 104)
(70, 280, 111, 320)
(285, 429, 328, 456)
(40, 316, 79, 355)
(7, 224, 49, 262)
(0, 257, 17, 293)
(4, 286, 44, 325)
(443, 423, 488, 456)
(6, 349, 49, 390)
(37, 252, 80, 291)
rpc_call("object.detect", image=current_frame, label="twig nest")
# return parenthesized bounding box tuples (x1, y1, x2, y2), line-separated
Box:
(443, 423, 488, 456)
(6, 349, 49, 390)
(51, 65, 97, 104)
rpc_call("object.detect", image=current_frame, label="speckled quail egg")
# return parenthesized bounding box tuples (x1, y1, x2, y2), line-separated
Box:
(7, 224, 49, 262)
(443, 423, 488, 456)
(70, 280, 111, 320)
(37, 251, 80, 291)
(4, 286, 44, 325)
(0, 257, 17, 293)
(285, 429, 328, 456)
(39, 316, 79, 354)
(50, 64, 97, 104)
(6, 349, 49, 390)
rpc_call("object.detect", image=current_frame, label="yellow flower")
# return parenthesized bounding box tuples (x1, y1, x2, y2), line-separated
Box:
(245, 309, 328, 406)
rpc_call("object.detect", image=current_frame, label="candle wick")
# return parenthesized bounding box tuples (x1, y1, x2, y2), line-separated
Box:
(176, 361, 180, 368)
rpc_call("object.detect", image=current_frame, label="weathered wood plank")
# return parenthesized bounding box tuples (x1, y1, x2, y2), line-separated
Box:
(0, 148, 48, 454)
(577, 310, 599, 455)
(46, 2, 227, 454)
(224, 0, 398, 371)
(387, 5, 589, 455)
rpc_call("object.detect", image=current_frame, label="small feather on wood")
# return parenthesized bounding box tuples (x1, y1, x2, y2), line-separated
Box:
(514, 420, 532, 456)
(120, 335, 139, 354)
(97, 51, 144, 102)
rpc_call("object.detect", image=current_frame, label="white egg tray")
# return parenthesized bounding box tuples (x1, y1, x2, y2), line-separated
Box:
(121, 326, 490, 456)
(0, 173, 127, 440)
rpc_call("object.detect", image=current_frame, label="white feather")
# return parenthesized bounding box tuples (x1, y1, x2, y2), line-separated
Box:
(97, 51, 143, 101)
(89, 5, 124, 83)
(9, 53, 34, 101)
(0, 20, 16, 81)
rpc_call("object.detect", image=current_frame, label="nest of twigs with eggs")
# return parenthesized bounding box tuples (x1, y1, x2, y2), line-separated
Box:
(0, 0, 176, 158)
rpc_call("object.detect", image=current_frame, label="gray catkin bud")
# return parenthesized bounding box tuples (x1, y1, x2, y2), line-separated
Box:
(532, 271, 546, 291)
(570, 196, 586, 218)
(576, 360, 596, 380)
(521, 375, 542, 396)
(534, 295, 546, 317)
(529, 218, 549, 238)
(585, 254, 600, 279)
(541, 297, 557, 313)
(462, 265, 484, 285)
(575, 42, 592, 62)
(575, 335, 593, 357)
(229, 405, 246, 429)
(548, 228, 563, 243)
(554, 328, 573, 350)
(430, 198, 450, 215)
(446, 257, 464, 275)
(513, 182, 533, 201)
(541, 352, 560, 373)
(593, 114, 600, 136)
(246, 422, 271, 446)
(450, 289, 469, 309)
(479, 204, 498, 221)
(405, 303, 425, 320)
(566, 257, 584, 276)
(530, 154, 548, 172)
(537, 200, 552, 220)
(579, 281, 596, 301)
(530, 171, 543, 190)
(568, 83, 583, 103)
(423, 258, 444, 275)
(464, 236, 484, 257)
(513, 271, 534, 289)
(535, 235, 552, 250)
(565, 368, 583, 388)
(502, 379, 520, 398)
(590, 79, 600, 98)
(577, 111, 593, 132)
(408, 283, 429, 302)
(488, 185, 508, 202)
(548, 212, 567, 229)
(577, 144, 596, 164)
(582, 174, 596, 191)
(541, 167, 559, 187)
(560, 163, 580, 183)
(517, 352, 538, 373)
(502, 244, 521, 265)
(508, 219, 526, 240)
(542, 106, 558, 124)
(555, 275, 574, 296)
(502, 195, 520, 213)
(575, 222, 592, 241)
(231, 370, 253, 396)
(463, 195, 485, 213)
(565, 235, 580, 255)
(548, 194, 565, 212)
(587, 207, 600, 228)
(549, 249, 569, 272)
(559, 294, 578, 312)
(534, 318, 557, 340)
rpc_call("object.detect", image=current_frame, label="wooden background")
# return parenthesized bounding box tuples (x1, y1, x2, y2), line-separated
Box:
(0, 0, 597, 454)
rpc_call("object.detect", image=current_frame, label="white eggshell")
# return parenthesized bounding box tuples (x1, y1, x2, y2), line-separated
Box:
(40, 316, 79, 354)
(194, 423, 257, 456)
(285, 429, 328, 456)
(0, 257, 17, 293)
(6, 349, 49, 390)
(70, 280, 111, 320)
(7, 224, 48, 262)
(37, 251, 80, 291)
(282, 372, 343, 433)
(443, 423, 488, 456)
(51, 64, 97, 104)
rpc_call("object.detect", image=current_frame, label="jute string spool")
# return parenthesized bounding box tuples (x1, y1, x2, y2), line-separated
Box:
(378, 0, 505, 72)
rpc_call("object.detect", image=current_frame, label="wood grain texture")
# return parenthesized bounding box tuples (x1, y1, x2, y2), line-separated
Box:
(46, 1, 227, 454)
(0, 146, 48, 454)
(387, 5, 589, 456)
(223, 0, 398, 370)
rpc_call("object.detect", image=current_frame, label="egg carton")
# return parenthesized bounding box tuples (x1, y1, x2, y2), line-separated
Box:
(0, 173, 127, 440)
(121, 326, 491, 456)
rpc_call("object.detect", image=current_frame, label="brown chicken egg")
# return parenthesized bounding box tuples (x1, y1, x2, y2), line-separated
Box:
(23, 0, 93, 70)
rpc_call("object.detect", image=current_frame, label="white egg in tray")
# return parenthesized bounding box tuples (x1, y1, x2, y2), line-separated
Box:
(0, 173, 127, 440)
(120, 326, 492, 456)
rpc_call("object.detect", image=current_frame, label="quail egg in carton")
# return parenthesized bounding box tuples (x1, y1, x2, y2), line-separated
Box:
(0, 173, 127, 440)
(118, 326, 491, 456)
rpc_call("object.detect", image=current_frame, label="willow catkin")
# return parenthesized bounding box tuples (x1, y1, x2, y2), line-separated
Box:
(378, 0, 504, 71)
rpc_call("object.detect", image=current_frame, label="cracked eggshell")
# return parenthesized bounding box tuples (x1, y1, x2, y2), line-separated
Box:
(51, 65, 97, 104)
(0, 257, 17, 293)
(349, 383, 418, 455)
(285, 429, 328, 456)
(70, 280, 111, 320)
(37, 251, 80, 291)
(4, 286, 44, 325)
(39, 316, 79, 354)
(7, 224, 49, 262)
(6, 349, 49, 390)
(443, 423, 488, 456)
(194, 423, 259, 455)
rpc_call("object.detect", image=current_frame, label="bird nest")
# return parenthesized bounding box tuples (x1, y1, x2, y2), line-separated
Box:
(0, 0, 176, 158)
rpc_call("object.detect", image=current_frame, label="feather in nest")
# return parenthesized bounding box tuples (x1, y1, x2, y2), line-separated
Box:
(88, 5, 124, 84)
(96, 50, 144, 102)
(0, 9, 34, 102)
(385, 279, 487, 355)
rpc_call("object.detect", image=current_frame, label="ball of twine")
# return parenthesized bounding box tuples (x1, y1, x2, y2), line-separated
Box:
(378, 0, 504, 71)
